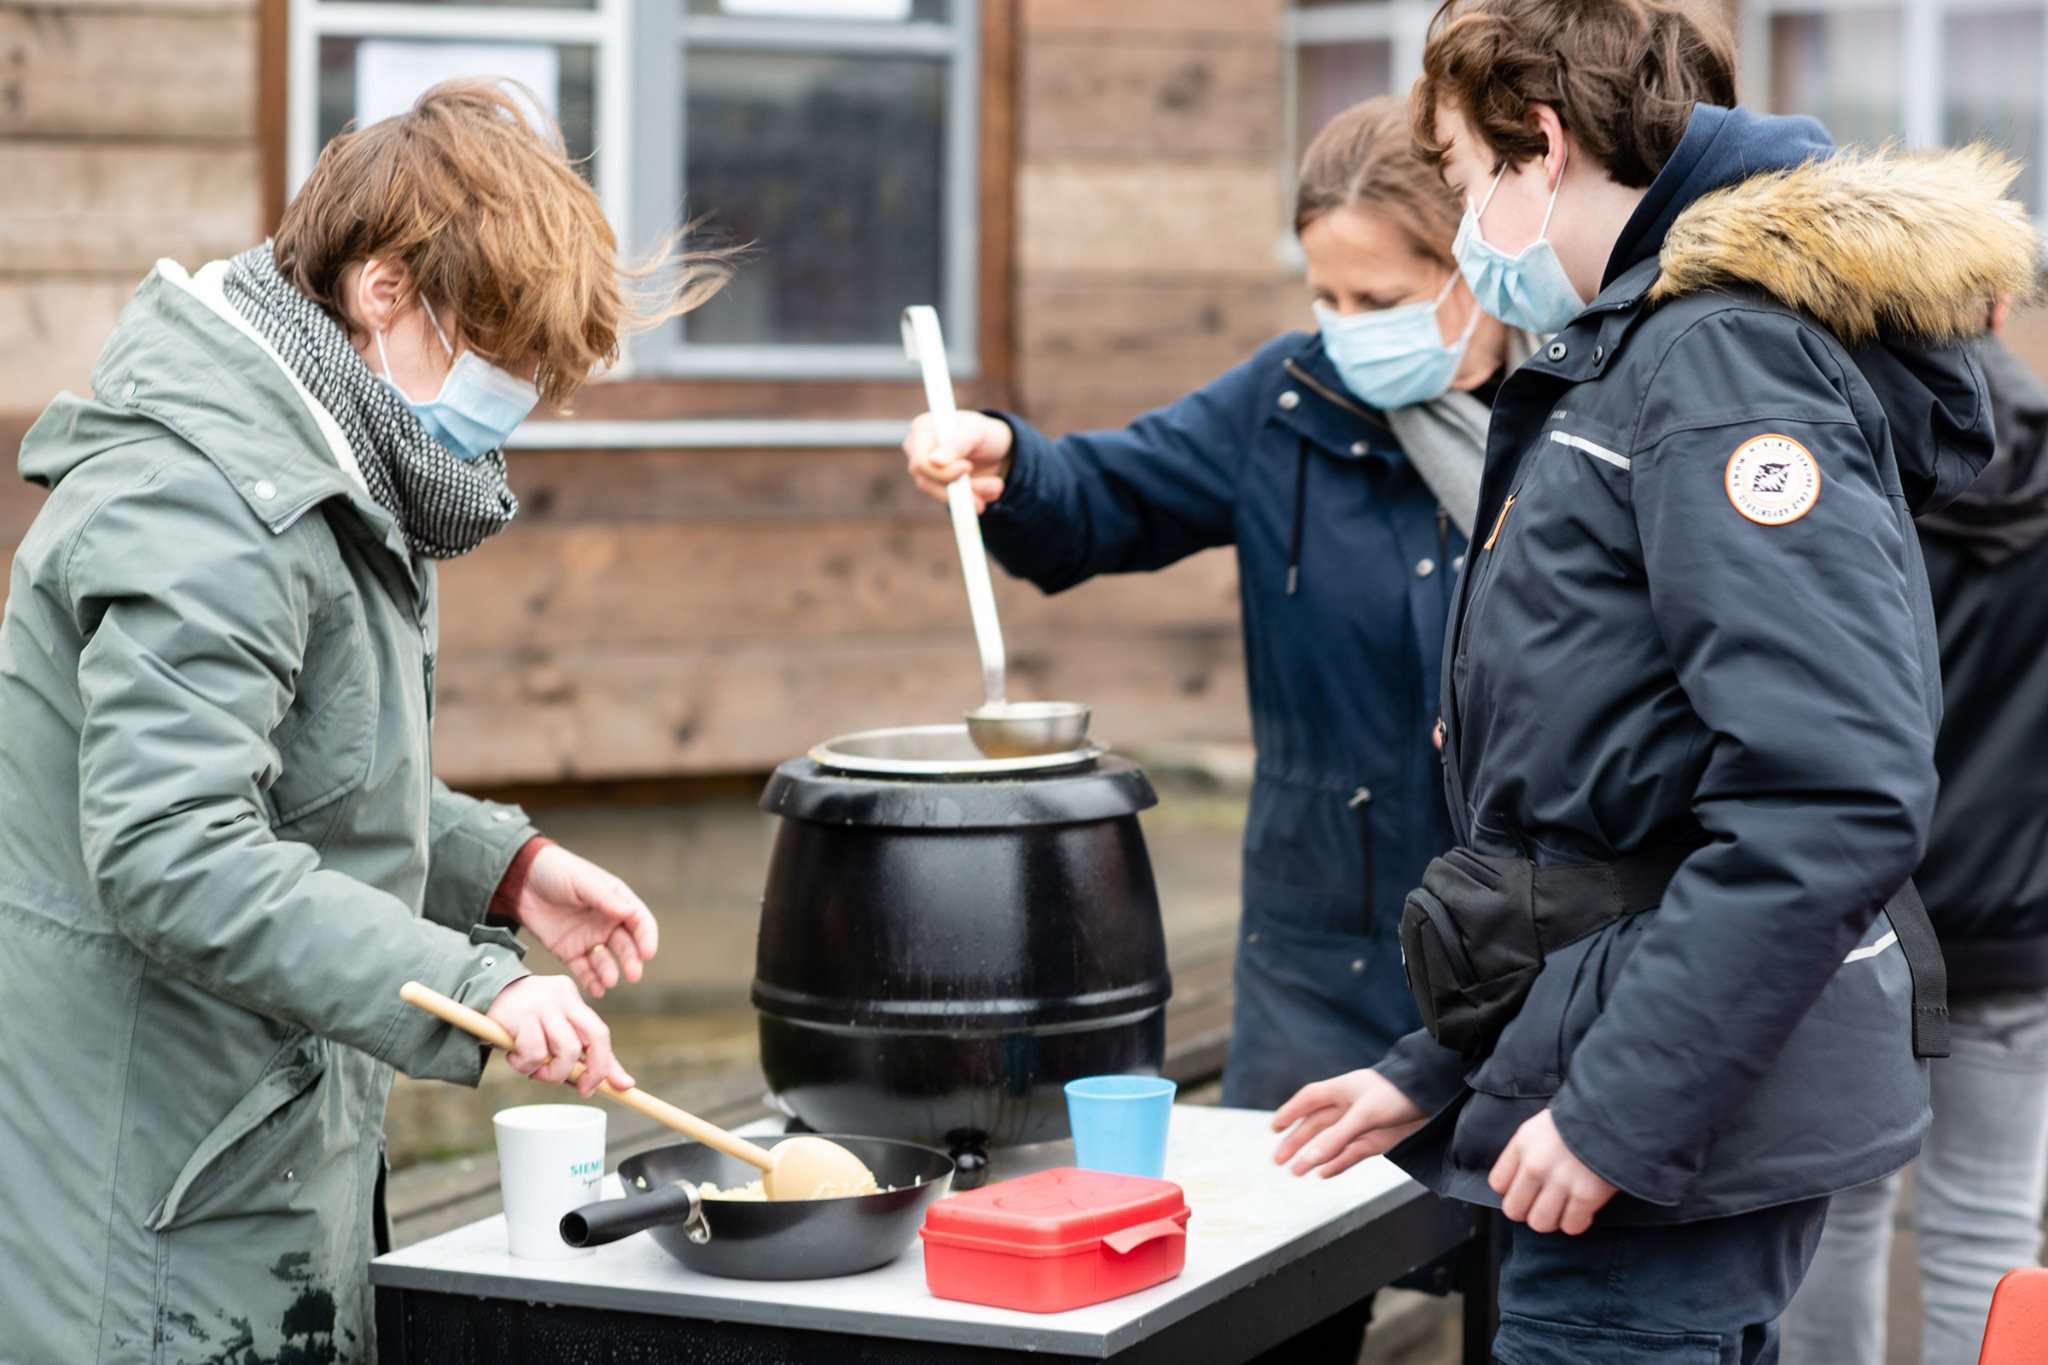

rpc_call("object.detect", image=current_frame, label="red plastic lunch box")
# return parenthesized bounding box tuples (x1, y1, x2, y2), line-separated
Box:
(920, 1167, 1192, 1313)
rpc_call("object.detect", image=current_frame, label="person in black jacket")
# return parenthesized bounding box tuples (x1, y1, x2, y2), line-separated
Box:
(1269, 2, 2038, 1360)
(1782, 312, 2048, 1365)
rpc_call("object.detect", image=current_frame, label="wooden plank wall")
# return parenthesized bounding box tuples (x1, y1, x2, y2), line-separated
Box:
(0, 0, 262, 597)
(1015, 0, 1298, 435)
(0, 1, 261, 414)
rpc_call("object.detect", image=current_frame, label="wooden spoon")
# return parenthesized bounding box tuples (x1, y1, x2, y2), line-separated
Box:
(399, 981, 877, 1201)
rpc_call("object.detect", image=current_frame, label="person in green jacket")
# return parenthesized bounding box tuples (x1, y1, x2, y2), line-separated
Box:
(0, 80, 728, 1364)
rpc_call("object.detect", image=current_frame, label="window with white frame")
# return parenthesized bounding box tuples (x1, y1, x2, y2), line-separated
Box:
(1282, 0, 1436, 170)
(289, 0, 982, 379)
(1745, 0, 2046, 212)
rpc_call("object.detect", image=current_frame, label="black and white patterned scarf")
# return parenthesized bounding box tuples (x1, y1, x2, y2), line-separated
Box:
(221, 243, 518, 559)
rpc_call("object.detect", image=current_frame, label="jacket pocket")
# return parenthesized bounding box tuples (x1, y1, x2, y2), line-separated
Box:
(1465, 911, 1654, 1100)
(263, 596, 375, 847)
(146, 1033, 330, 1232)
(1243, 776, 1375, 936)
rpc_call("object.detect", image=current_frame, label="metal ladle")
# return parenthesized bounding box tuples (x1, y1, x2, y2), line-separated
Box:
(901, 305, 1091, 759)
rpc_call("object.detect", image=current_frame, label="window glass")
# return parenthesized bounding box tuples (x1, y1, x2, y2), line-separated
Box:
(686, 0, 948, 20)
(1943, 7, 2044, 210)
(316, 36, 598, 178)
(1767, 10, 1905, 148)
(1296, 39, 1394, 146)
(679, 49, 947, 348)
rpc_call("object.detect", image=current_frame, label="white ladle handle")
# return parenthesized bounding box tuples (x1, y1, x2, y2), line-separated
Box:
(903, 306, 1006, 707)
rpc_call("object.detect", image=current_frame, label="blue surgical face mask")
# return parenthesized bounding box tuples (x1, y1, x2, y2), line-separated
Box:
(1453, 146, 1587, 335)
(376, 299, 539, 461)
(1314, 272, 1480, 410)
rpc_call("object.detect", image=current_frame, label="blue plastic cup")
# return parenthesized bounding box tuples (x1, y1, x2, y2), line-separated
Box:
(1064, 1075, 1177, 1178)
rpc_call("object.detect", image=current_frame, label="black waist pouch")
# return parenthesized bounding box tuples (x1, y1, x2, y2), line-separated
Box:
(1399, 844, 1695, 1060)
(1400, 849, 1541, 1060)
(1400, 842, 1951, 1061)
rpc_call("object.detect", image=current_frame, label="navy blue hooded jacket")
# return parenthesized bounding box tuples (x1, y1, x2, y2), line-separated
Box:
(981, 334, 1471, 1109)
(1377, 105, 2034, 1221)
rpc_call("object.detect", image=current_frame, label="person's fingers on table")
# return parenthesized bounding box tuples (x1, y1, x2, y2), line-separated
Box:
(1316, 1136, 1384, 1180)
(1272, 1081, 1337, 1132)
(1273, 1108, 1340, 1168)
(1291, 1102, 1376, 1175)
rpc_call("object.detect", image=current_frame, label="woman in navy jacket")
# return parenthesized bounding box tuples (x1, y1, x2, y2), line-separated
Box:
(904, 97, 1519, 1113)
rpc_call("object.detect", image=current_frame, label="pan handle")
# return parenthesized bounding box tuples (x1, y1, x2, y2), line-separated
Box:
(560, 1180, 710, 1249)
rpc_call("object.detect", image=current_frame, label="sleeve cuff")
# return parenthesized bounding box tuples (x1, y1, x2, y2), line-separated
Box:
(381, 923, 533, 1086)
(979, 411, 1051, 533)
(1548, 1085, 1690, 1206)
(1375, 1028, 1473, 1117)
(429, 795, 541, 930)
(488, 835, 554, 926)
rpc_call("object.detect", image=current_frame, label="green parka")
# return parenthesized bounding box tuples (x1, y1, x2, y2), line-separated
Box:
(0, 259, 541, 1364)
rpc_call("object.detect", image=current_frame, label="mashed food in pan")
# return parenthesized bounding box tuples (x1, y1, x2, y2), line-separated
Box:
(695, 1179, 768, 1201)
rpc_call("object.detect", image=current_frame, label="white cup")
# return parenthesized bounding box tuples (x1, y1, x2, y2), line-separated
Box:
(493, 1104, 607, 1259)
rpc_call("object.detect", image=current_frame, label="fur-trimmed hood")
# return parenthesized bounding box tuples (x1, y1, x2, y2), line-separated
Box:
(1606, 105, 2037, 344)
(1600, 105, 2036, 515)
(1649, 143, 2038, 343)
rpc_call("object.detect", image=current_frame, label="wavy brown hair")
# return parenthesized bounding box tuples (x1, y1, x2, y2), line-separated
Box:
(1412, 0, 1737, 188)
(1295, 95, 1465, 267)
(274, 78, 734, 409)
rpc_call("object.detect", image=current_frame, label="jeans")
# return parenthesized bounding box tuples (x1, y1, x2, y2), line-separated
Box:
(1781, 988, 2048, 1365)
(1492, 1195, 1831, 1364)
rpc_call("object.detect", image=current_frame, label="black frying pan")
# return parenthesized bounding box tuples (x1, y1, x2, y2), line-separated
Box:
(559, 1135, 955, 1280)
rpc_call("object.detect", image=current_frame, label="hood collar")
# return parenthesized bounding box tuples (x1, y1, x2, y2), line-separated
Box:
(1606, 104, 1835, 287)
(1274, 336, 1400, 463)
(26, 261, 420, 584)
(1641, 112, 2037, 345)
(1548, 105, 2036, 518)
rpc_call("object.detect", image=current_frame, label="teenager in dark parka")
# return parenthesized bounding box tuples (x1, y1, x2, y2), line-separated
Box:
(1272, 1, 2038, 1357)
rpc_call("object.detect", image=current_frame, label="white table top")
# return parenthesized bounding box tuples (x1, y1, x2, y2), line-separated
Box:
(370, 1105, 1429, 1358)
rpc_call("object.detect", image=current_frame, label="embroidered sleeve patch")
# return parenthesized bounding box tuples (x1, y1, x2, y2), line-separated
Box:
(1725, 434, 1821, 525)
